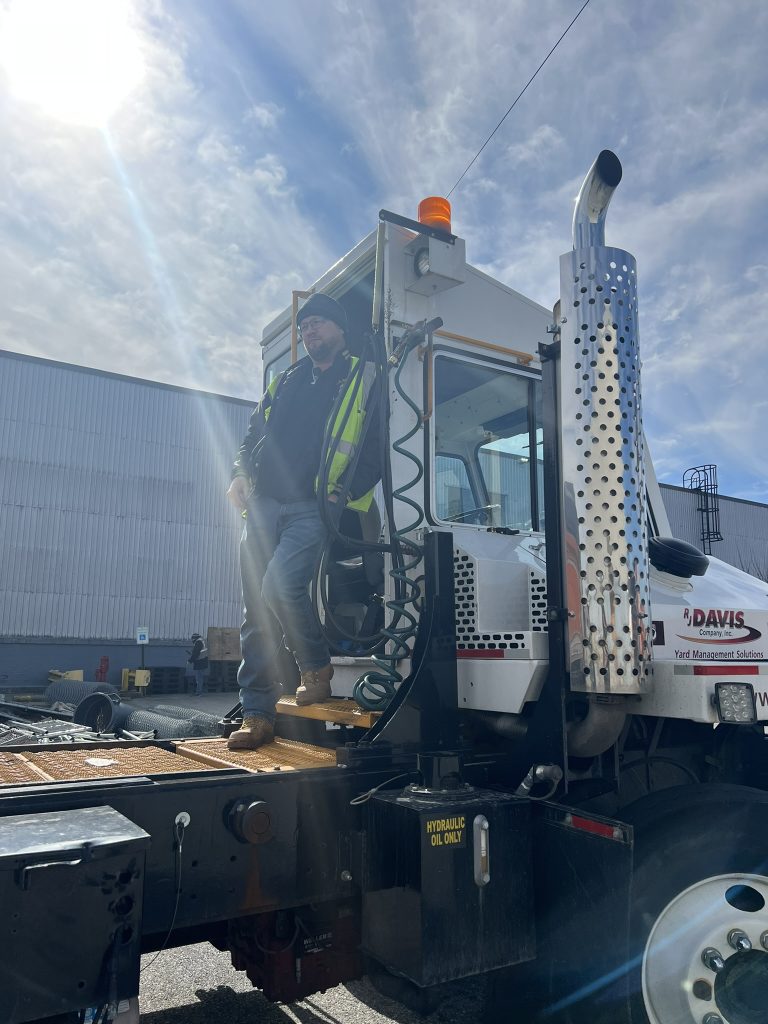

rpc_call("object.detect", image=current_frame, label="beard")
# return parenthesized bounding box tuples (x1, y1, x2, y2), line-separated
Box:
(305, 336, 342, 365)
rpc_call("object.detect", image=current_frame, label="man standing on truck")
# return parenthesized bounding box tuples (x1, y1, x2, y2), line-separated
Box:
(225, 294, 381, 751)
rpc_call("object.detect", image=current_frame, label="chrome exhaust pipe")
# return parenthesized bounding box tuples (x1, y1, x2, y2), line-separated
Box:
(572, 149, 623, 249)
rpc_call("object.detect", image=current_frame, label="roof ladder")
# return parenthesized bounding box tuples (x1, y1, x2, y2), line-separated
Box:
(683, 463, 724, 555)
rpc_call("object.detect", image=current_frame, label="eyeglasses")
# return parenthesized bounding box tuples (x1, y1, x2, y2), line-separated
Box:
(298, 317, 331, 333)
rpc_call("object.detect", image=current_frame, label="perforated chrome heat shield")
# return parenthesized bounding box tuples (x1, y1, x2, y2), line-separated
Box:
(559, 246, 651, 694)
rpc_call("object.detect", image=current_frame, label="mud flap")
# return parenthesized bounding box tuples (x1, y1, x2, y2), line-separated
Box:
(511, 802, 634, 1023)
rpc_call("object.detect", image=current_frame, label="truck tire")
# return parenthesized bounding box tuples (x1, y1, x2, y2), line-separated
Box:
(621, 783, 768, 1024)
(484, 784, 768, 1023)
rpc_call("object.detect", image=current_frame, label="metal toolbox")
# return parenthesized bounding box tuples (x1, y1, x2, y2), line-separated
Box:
(0, 804, 149, 1024)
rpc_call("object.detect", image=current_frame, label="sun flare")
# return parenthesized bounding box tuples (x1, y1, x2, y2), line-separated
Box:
(0, 0, 145, 127)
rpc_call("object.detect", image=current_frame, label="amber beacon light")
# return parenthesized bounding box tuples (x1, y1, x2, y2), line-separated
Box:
(417, 196, 452, 234)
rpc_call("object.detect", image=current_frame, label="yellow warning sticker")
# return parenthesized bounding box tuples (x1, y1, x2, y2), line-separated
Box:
(424, 815, 466, 848)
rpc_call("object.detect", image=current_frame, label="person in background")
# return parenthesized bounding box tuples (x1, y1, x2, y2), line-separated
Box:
(225, 293, 381, 751)
(188, 633, 209, 696)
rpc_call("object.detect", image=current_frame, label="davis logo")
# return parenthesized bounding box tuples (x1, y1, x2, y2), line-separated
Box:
(678, 608, 762, 645)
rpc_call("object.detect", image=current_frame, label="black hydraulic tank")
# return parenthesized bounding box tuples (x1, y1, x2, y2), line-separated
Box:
(363, 788, 533, 986)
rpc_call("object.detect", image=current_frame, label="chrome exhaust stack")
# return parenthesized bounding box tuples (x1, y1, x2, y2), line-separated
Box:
(572, 149, 623, 249)
(557, 150, 651, 696)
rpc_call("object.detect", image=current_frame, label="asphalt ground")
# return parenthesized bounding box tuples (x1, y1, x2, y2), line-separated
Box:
(139, 943, 485, 1023)
(130, 690, 487, 1023)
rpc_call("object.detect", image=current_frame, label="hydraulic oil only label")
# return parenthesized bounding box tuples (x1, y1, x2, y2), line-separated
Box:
(424, 815, 466, 848)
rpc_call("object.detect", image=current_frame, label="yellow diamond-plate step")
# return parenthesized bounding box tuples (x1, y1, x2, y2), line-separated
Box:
(276, 695, 379, 729)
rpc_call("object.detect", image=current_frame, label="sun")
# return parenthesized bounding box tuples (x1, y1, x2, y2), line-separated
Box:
(0, 0, 145, 127)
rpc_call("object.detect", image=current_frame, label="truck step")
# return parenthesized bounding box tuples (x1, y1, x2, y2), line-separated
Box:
(175, 736, 338, 772)
(276, 695, 380, 729)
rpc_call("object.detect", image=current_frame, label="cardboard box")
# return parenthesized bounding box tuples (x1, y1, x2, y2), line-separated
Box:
(121, 669, 151, 691)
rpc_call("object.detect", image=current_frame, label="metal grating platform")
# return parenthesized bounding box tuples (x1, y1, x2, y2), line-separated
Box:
(176, 737, 338, 773)
(277, 695, 379, 729)
(0, 736, 339, 787)
(22, 746, 202, 781)
(0, 750, 50, 785)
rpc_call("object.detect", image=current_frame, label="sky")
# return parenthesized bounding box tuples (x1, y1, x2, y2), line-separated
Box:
(0, 0, 767, 501)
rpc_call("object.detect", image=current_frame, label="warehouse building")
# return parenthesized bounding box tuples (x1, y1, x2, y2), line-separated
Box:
(658, 483, 768, 583)
(0, 349, 252, 691)
(1, 349, 766, 691)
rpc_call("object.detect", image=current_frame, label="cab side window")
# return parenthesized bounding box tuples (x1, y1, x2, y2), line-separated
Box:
(433, 354, 543, 530)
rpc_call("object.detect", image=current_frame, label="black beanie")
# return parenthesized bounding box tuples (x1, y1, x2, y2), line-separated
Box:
(297, 293, 348, 335)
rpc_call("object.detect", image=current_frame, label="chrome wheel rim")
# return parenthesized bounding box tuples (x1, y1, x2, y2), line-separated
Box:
(643, 873, 768, 1024)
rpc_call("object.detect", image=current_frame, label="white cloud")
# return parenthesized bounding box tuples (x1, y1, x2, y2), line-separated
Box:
(0, 0, 767, 500)
(504, 125, 565, 168)
(0, 0, 332, 398)
(243, 102, 281, 130)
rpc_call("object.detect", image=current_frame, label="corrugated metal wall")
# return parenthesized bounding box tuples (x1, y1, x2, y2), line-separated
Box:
(661, 484, 768, 579)
(0, 352, 253, 639)
(5, 350, 766, 641)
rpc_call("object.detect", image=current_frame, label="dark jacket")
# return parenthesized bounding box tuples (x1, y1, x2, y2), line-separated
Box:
(189, 638, 208, 670)
(233, 352, 382, 505)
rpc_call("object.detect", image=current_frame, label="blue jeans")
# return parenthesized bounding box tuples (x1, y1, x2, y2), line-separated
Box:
(193, 668, 208, 695)
(238, 495, 329, 721)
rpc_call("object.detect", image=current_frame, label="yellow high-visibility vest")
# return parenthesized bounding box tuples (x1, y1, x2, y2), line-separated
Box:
(262, 355, 376, 512)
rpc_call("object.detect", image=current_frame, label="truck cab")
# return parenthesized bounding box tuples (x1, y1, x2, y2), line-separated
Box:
(258, 195, 768, 744)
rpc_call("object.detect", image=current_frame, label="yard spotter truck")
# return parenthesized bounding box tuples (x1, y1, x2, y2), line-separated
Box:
(2, 150, 768, 1024)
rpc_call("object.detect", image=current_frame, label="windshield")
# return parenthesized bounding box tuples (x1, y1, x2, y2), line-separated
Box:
(433, 355, 543, 531)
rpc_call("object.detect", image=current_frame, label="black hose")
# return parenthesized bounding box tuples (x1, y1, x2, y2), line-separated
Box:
(353, 320, 440, 709)
(620, 755, 700, 786)
(312, 330, 396, 655)
(311, 319, 440, 709)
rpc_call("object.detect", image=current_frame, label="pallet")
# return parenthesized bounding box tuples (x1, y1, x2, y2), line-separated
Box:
(276, 696, 379, 729)
(208, 661, 239, 691)
(207, 627, 241, 662)
(148, 666, 186, 695)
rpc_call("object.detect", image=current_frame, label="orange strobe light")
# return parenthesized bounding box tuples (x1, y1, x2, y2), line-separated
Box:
(418, 196, 451, 234)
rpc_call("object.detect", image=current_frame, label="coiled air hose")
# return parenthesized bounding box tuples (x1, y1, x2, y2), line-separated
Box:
(314, 318, 442, 711)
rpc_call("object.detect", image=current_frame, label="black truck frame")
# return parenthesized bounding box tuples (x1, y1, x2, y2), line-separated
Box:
(0, 523, 633, 1024)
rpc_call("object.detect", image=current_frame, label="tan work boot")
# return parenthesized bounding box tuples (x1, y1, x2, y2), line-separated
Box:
(295, 664, 334, 706)
(227, 715, 274, 750)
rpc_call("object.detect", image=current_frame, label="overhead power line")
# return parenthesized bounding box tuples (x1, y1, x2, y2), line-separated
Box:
(446, 0, 594, 198)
